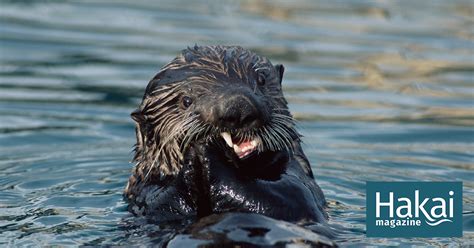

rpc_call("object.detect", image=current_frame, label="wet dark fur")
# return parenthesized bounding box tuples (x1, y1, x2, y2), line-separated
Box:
(124, 45, 327, 223)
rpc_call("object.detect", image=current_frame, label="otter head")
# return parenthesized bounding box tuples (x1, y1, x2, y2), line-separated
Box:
(131, 45, 300, 179)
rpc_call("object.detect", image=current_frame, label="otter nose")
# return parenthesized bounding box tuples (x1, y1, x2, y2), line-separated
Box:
(216, 94, 263, 129)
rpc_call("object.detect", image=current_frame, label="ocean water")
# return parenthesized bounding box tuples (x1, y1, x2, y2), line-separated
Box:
(0, 0, 473, 246)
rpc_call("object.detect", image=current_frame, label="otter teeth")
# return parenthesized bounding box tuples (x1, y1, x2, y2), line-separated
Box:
(234, 139, 259, 159)
(220, 132, 233, 147)
(233, 144, 242, 153)
(220, 132, 259, 159)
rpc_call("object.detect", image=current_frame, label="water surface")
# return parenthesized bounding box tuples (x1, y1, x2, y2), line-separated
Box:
(1, 0, 473, 246)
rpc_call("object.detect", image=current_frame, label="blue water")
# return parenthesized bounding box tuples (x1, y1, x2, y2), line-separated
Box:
(0, 0, 473, 246)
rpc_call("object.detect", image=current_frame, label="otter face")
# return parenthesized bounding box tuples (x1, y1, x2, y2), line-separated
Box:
(132, 46, 300, 177)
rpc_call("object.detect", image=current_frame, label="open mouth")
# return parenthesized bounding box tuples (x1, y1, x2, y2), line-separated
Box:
(220, 132, 259, 159)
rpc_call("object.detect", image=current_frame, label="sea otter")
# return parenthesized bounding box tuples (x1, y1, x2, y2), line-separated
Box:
(124, 45, 327, 224)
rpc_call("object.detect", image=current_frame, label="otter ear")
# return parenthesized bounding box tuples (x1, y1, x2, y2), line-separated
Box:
(274, 64, 285, 84)
(131, 109, 144, 123)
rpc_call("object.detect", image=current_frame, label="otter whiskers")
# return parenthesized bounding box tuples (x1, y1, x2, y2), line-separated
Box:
(164, 111, 300, 164)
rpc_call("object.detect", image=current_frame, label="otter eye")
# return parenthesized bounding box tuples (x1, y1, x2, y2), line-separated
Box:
(257, 72, 266, 86)
(181, 96, 193, 109)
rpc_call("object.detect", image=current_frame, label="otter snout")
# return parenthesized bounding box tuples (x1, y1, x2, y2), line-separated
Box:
(209, 88, 268, 130)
